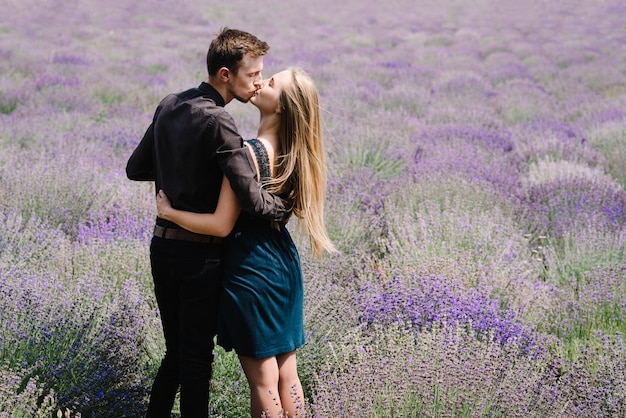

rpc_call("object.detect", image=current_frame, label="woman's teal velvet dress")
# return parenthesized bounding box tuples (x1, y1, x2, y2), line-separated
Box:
(217, 139, 305, 358)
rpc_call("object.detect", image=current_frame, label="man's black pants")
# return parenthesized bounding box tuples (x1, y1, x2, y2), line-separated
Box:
(146, 236, 223, 418)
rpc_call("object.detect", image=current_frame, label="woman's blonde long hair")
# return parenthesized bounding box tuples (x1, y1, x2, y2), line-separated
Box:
(268, 67, 336, 257)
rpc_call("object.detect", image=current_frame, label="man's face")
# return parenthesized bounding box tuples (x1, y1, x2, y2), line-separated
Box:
(227, 53, 264, 103)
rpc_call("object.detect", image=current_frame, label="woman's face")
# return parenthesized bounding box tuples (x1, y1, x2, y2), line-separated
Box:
(251, 69, 291, 114)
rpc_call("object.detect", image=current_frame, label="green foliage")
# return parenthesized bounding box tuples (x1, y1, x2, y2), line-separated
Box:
(0, 97, 17, 114)
(373, 391, 424, 417)
(144, 63, 168, 75)
(341, 140, 404, 180)
(209, 346, 250, 417)
(95, 89, 126, 105)
(586, 122, 626, 187)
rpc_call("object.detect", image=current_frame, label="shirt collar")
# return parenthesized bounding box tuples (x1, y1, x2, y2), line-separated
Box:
(198, 82, 225, 107)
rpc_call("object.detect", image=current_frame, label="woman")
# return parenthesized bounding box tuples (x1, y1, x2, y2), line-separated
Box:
(156, 67, 335, 417)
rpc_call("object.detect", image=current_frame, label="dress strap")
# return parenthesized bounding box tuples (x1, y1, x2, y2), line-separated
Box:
(245, 138, 272, 182)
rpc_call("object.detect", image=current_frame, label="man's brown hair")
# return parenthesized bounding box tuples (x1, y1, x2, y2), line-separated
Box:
(207, 27, 270, 77)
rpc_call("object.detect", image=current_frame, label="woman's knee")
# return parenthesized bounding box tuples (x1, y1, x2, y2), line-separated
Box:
(239, 355, 280, 387)
(276, 351, 299, 381)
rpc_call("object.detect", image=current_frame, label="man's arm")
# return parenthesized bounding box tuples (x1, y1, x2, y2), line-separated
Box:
(126, 121, 156, 181)
(127, 99, 170, 181)
(213, 112, 288, 222)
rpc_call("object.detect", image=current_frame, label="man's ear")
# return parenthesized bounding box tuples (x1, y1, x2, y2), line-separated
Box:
(217, 67, 230, 82)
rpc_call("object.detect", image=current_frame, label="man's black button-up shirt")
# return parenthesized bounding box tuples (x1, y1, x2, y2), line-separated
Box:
(126, 82, 287, 226)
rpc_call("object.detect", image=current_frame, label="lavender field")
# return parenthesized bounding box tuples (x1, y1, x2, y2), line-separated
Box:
(1, 0, 625, 416)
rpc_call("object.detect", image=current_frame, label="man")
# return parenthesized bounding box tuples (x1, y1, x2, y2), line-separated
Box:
(126, 28, 287, 418)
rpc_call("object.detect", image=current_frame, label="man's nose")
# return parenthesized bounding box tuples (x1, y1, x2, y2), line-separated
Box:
(254, 76, 264, 88)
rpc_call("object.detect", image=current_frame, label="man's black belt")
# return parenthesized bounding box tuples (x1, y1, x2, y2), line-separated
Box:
(153, 225, 223, 244)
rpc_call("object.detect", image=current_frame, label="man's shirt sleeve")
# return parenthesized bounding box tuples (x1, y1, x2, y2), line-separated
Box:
(213, 112, 288, 221)
(126, 122, 156, 181)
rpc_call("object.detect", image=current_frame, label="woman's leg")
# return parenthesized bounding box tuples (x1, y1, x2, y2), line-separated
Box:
(276, 351, 305, 417)
(239, 355, 283, 417)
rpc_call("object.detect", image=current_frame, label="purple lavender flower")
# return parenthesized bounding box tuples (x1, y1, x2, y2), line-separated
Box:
(52, 53, 90, 66)
(77, 209, 153, 244)
(358, 275, 542, 355)
(34, 74, 81, 90)
(409, 124, 523, 193)
(517, 175, 626, 236)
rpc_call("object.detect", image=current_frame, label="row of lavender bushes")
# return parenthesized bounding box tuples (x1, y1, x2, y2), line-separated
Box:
(1, 0, 625, 416)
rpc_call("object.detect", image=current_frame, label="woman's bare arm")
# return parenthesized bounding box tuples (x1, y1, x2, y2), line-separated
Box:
(156, 175, 241, 237)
